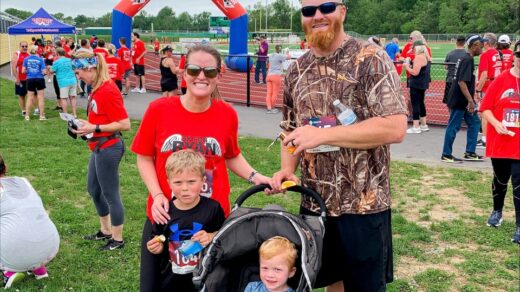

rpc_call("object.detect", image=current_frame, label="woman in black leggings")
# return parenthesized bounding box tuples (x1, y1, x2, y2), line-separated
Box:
(404, 39, 431, 134)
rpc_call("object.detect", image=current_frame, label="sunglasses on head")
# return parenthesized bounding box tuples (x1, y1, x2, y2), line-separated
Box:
(301, 2, 344, 17)
(186, 64, 220, 78)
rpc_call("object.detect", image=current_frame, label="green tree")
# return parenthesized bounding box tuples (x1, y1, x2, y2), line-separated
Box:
(270, 0, 292, 30)
(4, 8, 32, 20)
(52, 12, 64, 21)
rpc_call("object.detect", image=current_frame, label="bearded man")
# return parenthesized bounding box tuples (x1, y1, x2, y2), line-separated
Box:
(271, 1, 408, 291)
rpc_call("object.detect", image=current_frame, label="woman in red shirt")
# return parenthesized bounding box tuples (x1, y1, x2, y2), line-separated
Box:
(105, 44, 124, 91)
(72, 50, 131, 251)
(131, 44, 272, 291)
(479, 40, 520, 244)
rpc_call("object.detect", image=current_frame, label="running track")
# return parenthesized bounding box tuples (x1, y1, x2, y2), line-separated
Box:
(134, 52, 451, 125)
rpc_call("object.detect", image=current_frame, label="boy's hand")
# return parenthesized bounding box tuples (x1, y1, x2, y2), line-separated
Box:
(191, 231, 215, 247)
(146, 236, 165, 254)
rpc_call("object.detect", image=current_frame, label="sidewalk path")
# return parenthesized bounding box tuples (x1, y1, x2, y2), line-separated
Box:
(1, 64, 490, 171)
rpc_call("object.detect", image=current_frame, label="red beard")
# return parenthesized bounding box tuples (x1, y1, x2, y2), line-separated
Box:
(304, 18, 342, 51)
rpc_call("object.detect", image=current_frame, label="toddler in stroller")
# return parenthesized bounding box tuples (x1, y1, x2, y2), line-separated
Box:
(193, 184, 327, 292)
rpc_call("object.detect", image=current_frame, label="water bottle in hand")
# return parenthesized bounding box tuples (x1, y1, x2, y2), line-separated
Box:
(333, 99, 357, 125)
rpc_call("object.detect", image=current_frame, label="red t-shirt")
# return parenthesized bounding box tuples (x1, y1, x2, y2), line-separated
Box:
(36, 45, 44, 57)
(87, 81, 128, 151)
(105, 56, 124, 81)
(132, 39, 146, 65)
(179, 55, 187, 88)
(117, 46, 132, 71)
(44, 45, 54, 60)
(130, 96, 241, 220)
(479, 70, 520, 159)
(93, 48, 109, 60)
(16, 51, 30, 80)
(394, 53, 403, 76)
(478, 48, 502, 93)
(402, 41, 431, 78)
(500, 49, 513, 73)
(63, 45, 71, 58)
(154, 41, 160, 51)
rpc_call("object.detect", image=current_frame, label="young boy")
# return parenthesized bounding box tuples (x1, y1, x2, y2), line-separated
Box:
(245, 236, 297, 292)
(145, 149, 225, 291)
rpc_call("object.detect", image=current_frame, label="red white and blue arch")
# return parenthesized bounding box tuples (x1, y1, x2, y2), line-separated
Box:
(112, 0, 250, 71)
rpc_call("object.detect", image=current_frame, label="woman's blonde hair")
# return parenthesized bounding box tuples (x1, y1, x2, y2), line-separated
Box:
(186, 44, 222, 100)
(259, 236, 298, 269)
(414, 45, 431, 61)
(107, 43, 117, 56)
(72, 51, 111, 92)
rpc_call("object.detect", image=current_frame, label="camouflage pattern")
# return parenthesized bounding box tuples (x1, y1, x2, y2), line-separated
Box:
(281, 37, 408, 216)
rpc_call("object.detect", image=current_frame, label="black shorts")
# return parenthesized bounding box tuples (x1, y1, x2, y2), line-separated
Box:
(15, 80, 28, 96)
(134, 64, 145, 76)
(301, 208, 393, 291)
(115, 80, 122, 91)
(160, 77, 178, 92)
(27, 78, 46, 93)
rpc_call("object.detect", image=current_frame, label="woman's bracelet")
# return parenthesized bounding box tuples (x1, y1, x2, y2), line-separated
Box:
(152, 192, 164, 199)
(247, 171, 258, 184)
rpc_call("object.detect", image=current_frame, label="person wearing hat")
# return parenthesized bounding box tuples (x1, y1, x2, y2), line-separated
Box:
(441, 34, 484, 163)
(443, 36, 467, 105)
(497, 34, 513, 72)
(476, 33, 500, 148)
(478, 39, 520, 244)
(159, 45, 179, 96)
(403, 39, 431, 134)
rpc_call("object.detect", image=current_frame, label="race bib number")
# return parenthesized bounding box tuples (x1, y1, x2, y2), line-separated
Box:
(201, 169, 214, 197)
(502, 108, 520, 128)
(304, 116, 340, 153)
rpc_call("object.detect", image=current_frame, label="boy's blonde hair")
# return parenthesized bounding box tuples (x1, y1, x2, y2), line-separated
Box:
(259, 236, 298, 268)
(165, 149, 206, 179)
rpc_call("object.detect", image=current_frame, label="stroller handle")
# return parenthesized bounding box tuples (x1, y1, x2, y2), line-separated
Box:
(234, 184, 327, 218)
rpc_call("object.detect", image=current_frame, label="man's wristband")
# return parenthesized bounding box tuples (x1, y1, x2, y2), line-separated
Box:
(95, 124, 101, 133)
(247, 171, 258, 184)
(152, 192, 164, 199)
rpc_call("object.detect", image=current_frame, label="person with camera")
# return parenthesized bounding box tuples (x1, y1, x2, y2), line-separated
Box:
(71, 50, 130, 251)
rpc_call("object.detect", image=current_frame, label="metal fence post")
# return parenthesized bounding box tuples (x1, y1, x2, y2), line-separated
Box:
(246, 55, 251, 107)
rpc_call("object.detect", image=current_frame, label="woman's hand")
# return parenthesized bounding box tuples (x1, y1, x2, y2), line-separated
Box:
(151, 194, 170, 224)
(268, 169, 300, 194)
(74, 119, 95, 136)
(146, 236, 164, 254)
(492, 120, 510, 135)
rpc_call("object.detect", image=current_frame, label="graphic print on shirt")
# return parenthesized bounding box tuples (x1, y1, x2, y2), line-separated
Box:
(161, 134, 222, 197)
(90, 99, 98, 114)
(168, 222, 203, 274)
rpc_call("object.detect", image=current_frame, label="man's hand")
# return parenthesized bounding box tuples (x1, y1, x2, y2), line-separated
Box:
(270, 169, 300, 194)
(467, 102, 475, 114)
(283, 125, 324, 155)
(15, 78, 20, 86)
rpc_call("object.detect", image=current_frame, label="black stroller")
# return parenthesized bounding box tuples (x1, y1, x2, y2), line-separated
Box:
(193, 184, 327, 292)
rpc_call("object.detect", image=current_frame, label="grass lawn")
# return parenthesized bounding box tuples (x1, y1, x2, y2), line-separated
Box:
(0, 77, 518, 291)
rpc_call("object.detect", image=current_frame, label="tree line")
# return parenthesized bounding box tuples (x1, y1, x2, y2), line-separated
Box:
(4, 0, 519, 35)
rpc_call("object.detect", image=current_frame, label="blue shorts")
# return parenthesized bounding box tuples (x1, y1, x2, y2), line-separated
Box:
(301, 208, 393, 290)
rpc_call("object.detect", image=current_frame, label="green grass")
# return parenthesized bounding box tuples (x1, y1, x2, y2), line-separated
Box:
(1, 77, 519, 291)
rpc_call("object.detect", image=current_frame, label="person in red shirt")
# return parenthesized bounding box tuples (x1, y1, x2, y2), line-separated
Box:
(118, 37, 133, 96)
(93, 39, 109, 60)
(400, 31, 432, 85)
(476, 33, 502, 148)
(479, 40, 520, 244)
(11, 41, 31, 116)
(71, 50, 131, 251)
(105, 44, 124, 91)
(300, 38, 306, 50)
(178, 54, 187, 94)
(131, 32, 147, 93)
(131, 44, 271, 291)
(498, 35, 513, 73)
(153, 38, 160, 56)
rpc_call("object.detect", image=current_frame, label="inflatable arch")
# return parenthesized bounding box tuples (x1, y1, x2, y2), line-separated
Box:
(112, 0, 251, 71)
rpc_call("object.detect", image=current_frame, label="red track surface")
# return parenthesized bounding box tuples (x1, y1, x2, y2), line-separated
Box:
(135, 52, 451, 125)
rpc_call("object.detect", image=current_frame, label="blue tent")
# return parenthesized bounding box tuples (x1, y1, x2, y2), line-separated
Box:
(8, 7, 76, 35)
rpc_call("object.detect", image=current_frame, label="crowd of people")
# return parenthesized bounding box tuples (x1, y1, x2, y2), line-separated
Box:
(4, 0, 519, 290)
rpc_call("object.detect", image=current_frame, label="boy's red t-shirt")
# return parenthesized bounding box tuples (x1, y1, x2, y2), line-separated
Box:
(105, 56, 124, 81)
(130, 96, 241, 220)
(117, 46, 132, 71)
(132, 39, 146, 65)
(479, 70, 520, 159)
(87, 81, 128, 151)
(154, 41, 160, 51)
(93, 48, 109, 60)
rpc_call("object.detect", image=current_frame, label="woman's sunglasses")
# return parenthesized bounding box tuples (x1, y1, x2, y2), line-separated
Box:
(301, 2, 344, 18)
(186, 64, 220, 78)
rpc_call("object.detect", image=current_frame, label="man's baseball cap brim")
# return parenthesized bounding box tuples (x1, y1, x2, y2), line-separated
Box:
(466, 35, 486, 47)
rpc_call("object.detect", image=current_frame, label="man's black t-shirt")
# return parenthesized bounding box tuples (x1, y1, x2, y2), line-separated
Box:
(152, 196, 225, 291)
(444, 48, 467, 83)
(447, 53, 476, 110)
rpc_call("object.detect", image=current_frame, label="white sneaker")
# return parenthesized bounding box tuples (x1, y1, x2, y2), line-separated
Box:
(33, 109, 40, 116)
(139, 88, 147, 94)
(406, 127, 422, 134)
(131, 88, 141, 93)
(420, 125, 430, 132)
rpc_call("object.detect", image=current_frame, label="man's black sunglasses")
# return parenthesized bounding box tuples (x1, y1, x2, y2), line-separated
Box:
(301, 2, 344, 17)
(186, 64, 220, 78)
